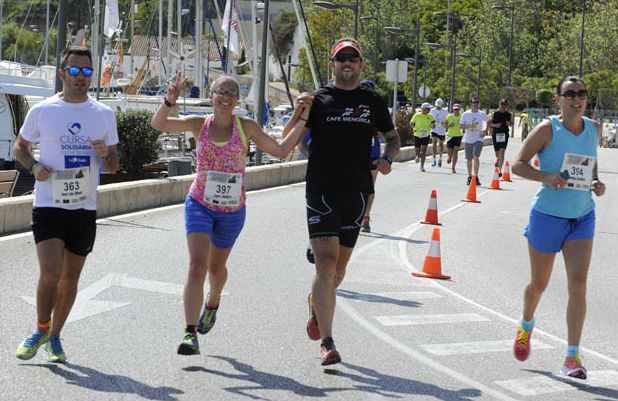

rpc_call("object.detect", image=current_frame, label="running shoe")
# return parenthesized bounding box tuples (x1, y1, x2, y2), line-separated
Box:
(561, 355, 587, 379)
(420, 166, 426, 172)
(467, 176, 472, 186)
(513, 324, 532, 361)
(306, 293, 320, 341)
(451, 168, 456, 174)
(16, 329, 51, 360)
(499, 172, 503, 178)
(306, 246, 315, 264)
(431, 160, 437, 167)
(320, 337, 341, 366)
(438, 159, 442, 167)
(45, 335, 67, 363)
(197, 304, 218, 334)
(177, 332, 200, 355)
(361, 216, 370, 233)
(415, 156, 420, 163)
(476, 177, 481, 186)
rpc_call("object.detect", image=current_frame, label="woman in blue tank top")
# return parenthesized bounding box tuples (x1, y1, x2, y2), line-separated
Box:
(511, 76, 606, 380)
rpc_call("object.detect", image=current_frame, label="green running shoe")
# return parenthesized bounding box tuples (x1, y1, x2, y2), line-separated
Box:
(45, 335, 67, 363)
(197, 305, 218, 335)
(177, 332, 200, 355)
(16, 330, 51, 360)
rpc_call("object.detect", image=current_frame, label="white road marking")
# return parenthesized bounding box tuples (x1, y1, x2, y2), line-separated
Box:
(337, 298, 521, 401)
(377, 313, 489, 326)
(495, 370, 618, 396)
(420, 339, 554, 356)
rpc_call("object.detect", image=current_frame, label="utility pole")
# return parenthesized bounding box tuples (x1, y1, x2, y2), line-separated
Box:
(55, 0, 68, 92)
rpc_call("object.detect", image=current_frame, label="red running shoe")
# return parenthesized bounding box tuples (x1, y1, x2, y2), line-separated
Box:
(513, 324, 532, 361)
(306, 293, 320, 341)
(561, 355, 587, 380)
(320, 337, 341, 366)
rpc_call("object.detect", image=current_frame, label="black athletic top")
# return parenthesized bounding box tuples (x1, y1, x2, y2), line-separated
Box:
(492, 110, 512, 134)
(305, 83, 394, 196)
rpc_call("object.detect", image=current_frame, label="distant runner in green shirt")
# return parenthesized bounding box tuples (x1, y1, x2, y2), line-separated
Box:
(410, 102, 435, 172)
(444, 103, 463, 174)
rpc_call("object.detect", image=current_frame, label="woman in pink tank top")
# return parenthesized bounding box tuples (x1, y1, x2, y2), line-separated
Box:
(152, 73, 312, 355)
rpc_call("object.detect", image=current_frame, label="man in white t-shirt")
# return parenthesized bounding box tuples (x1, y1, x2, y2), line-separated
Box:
(429, 98, 449, 167)
(13, 47, 119, 364)
(459, 97, 489, 186)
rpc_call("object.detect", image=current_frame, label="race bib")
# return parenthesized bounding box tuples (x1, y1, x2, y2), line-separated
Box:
(418, 129, 429, 138)
(52, 168, 89, 205)
(559, 153, 595, 191)
(203, 171, 243, 207)
(496, 133, 506, 143)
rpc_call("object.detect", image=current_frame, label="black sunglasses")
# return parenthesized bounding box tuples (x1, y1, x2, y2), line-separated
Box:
(471, 100, 479, 104)
(65, 66, 94, 77)
(333, 53, 361, 63)
(560, 90, 587, 100)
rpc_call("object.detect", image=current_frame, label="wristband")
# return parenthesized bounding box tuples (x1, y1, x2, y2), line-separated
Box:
(163, 97, 175, 107)
(29, 160, 38, 175)
(382, 155, 393, 165)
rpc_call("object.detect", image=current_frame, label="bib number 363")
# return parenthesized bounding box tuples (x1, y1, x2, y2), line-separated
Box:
(52, 167, 89, 205)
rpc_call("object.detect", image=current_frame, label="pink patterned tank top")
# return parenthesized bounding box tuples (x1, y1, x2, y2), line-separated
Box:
(188, 114, 248, 212)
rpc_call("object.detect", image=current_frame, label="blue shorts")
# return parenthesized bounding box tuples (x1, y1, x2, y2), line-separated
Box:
(184, 195, 246, 249)
(524, 208, 595, 253)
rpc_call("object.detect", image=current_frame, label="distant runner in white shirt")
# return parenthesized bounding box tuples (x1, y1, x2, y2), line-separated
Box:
(14, 46, 119, 364)
(429, 98, 449, 167)
(459, 97, 489, 186)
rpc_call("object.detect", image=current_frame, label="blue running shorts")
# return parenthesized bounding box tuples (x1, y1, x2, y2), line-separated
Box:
(185, 194, 246, 249)
(524, 208, 595, 253)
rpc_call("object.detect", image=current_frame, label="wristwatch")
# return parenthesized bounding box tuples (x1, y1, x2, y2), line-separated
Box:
(382, 155, 393, 165)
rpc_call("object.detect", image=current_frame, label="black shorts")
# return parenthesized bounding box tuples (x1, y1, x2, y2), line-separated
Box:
(32, 207, 97, 256)
(431, 132, 445, 140)
(447, 136, 462, 149)
(306, 192, 368, 248)
(492, 133, 509, 151)
(414, 136, 430, 147)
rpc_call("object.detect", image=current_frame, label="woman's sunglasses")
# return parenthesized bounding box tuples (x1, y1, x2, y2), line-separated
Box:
(560, 90, 587, 100)
(65, 66, 94, 77)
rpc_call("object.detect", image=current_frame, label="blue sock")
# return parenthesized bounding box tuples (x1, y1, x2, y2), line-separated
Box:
(567, 345, 579, 356)
(520, 316, 535, 332)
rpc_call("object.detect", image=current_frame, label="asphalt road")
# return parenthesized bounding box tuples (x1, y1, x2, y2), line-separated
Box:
(1, 141, 617, 401)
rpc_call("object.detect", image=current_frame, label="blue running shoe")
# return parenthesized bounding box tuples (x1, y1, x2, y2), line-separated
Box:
(45, 335, 67, 363)
(197, 305, 218, 335)
(16, 330, 51, 360)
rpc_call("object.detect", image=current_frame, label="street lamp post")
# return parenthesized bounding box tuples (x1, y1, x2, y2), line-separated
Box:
(492, 5, 515, 87)
(385, 22, 420, 110)
(405, 57, 427, 100)
(360, 14, 379, 83)
(433, 11, 459, 111)
(457, 46, 482, 100)
(313, 1, 359, 39)
(579, 0, 586, 77)
(426, 42, 456, 108)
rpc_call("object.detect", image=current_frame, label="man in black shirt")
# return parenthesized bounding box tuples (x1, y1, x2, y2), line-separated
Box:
(490, 99, 513, 175)
(303, 38, 400, 366)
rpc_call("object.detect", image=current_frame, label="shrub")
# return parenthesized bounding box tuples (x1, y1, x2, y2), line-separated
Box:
(115, 109, 162, 174)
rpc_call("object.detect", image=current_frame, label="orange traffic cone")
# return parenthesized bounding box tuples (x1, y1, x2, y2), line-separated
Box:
(462, 175, 481, 203)
(420, 190, 442, 226)
(489, 167, 501, 190)
(501, 161, 512, 182)
(533, 158, 540, 167)
(412, 228, 451, 280)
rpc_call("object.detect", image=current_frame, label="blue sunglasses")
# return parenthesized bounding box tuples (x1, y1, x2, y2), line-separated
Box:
(65, 66, 94, 77)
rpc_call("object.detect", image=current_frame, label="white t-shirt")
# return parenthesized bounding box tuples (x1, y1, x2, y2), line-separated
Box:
(430, 107, 449, 136)
(20, 94, 119, 210)
(459, 110, 489, 143)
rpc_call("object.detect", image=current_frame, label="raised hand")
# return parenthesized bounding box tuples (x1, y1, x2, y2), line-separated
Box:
(166, 72, 188, 104)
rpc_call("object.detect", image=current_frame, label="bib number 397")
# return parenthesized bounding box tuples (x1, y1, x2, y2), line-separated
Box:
(204, 171, 242, 207)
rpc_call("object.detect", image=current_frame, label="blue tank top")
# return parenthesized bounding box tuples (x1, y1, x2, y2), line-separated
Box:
(531, 115, 597, 218)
